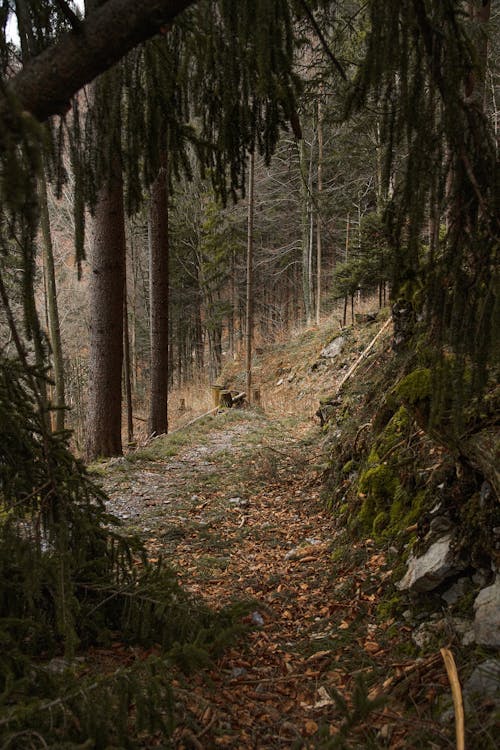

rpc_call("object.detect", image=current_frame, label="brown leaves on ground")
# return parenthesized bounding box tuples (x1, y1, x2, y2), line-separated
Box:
(99, 413, 454, 749)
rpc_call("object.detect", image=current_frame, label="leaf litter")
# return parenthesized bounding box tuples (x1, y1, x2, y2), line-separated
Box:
(97, 407, 455, 749)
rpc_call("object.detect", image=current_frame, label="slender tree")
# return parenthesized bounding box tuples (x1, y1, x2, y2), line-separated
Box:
(148, 151, 170, 436)
(245, 151, 255, 402)
(316, 96, 323, 326)
(39, 163, 66, 432)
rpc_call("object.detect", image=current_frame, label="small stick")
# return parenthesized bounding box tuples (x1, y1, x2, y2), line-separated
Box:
(440, 648, 465, 750)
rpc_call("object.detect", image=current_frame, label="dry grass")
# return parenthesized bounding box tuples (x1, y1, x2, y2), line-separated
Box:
(123, 293, 386, 449)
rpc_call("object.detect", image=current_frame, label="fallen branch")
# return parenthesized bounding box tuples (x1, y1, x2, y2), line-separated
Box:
(231, 391, 246, 404)
(335, 317, 392, 396)
(149, 406, 219, 440)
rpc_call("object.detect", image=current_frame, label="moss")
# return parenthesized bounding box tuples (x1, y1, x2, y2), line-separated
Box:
(389, 497, 405, 527)
(396, 368, 431, 405)
(359, 464, 398, 501)
(372, 511, 389, 535)
(358, 494, 376, 529)
(357, 461, 399, 531)
(377, 594, 404, 621)
(342, 459, 356, 474)
(456, 490, 499, 567)
(451, 589, 476, 617)
(331, 546, 348, 563)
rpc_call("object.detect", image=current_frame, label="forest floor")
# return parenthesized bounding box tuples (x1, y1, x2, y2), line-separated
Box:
(94, 316, 475, 749)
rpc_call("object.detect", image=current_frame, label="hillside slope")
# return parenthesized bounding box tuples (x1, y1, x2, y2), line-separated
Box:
(92, 308, 499, 748)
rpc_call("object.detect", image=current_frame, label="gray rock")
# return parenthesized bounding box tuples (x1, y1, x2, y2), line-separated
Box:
(412, 621, 437, 649)
(472, 569, 491, 587)
(412, 616, 474, 650)
(320, 336, 345, 359)
(397, 535, 465, 592)
(228, 496, 249, 508)
(251, 611, 264, 626)
(473, 576, 500, 647)
(441, 577, 471, 605)
(449, 617, 475, 646)
(463, 659, 500, 700)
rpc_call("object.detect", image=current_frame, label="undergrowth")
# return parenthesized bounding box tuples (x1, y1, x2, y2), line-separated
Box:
(0, 357, 246, 748)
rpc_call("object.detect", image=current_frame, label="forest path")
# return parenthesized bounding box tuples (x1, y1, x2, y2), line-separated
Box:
(98, 409, 415, 749)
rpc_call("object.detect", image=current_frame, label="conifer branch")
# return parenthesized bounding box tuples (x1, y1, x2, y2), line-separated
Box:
(297, 0, 346, 80)
(53, 0, 82, 31)
(3, 0, 195, 124)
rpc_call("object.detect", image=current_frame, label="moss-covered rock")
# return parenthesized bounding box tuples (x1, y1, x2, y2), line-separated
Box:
(396, 368, 432, 405)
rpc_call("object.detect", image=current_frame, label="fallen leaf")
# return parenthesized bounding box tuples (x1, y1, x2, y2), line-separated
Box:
(304, 719, 318, 735)
(314, 686, 335, 708)
(307, 650, 332, 662)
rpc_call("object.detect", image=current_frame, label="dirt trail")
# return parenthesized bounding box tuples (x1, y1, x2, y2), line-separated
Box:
(99, 410, 420, 749)
(95, 317, 458, 748)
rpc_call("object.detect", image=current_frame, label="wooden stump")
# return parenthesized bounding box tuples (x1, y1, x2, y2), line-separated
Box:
(211, 385, 222, 408)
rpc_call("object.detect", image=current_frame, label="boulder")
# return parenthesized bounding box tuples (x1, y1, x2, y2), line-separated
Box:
(463, 659, 500, 700)
(473, 576, 500, 647)
(320, 336, 345, 359)
(397, 535, 465, 592)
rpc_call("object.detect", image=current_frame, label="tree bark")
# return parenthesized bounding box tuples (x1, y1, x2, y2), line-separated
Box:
(148, 153, 169, 436)
(85, 150, 126, 460)
(5, 0, 195, 126)
(316, 96, 323, 327)
(39, 163, 66, 432)
(123, 280, 134, 444)
(245, 151, 255, 403)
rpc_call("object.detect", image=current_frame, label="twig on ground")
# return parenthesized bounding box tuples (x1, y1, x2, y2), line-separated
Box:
(441, 648, 465, 750)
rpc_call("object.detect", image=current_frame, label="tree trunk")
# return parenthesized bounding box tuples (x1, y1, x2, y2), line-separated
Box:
(148, 153, 169, 436)
(39, 162, 66, 432)
(300, 140, 313, 326)
(316, 96, 323, 327)
(123, 281, 134, 444)
(228, 249, 235, 358)
(245, 151, 255, 404)
(85, 150, 125, 459)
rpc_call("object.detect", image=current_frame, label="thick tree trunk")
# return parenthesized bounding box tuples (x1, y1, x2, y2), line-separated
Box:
(461, 427, 499, 501)
(85, 154, 125, 460)
(148, 154, 169, 436)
